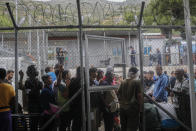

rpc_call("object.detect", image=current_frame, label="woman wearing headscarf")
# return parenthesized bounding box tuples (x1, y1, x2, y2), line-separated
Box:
(118, 67, 143, 131)
(99, 66, 119, 131)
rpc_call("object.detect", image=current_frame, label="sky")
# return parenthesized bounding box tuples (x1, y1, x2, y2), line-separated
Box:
(106, 0, 126, 2)
(32, 0, 127, 2)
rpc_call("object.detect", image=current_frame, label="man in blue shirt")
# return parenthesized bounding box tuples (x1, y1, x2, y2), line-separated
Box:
(153, 66, 169, 102)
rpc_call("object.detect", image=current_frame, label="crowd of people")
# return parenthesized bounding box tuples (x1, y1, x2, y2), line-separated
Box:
(144, 66, 191, 131)
(0, 63, 193, 131)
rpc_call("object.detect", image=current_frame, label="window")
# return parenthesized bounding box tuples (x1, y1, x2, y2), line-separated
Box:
(144, 46, 151, 55)
(113, 47, 121, 56)
(113, 48, 117, 56)
(48, 47, 56, 60)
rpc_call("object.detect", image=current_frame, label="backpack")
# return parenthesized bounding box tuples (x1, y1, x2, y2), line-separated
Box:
(144, 103, 161, 130)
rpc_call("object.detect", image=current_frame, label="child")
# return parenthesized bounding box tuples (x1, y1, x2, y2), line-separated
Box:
(40, 74, 57, 131)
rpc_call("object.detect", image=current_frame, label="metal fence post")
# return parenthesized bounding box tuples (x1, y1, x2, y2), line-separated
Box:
(76, 0, 86, 131)
(36, 30, 41, 79)
(85, 35, 91, 131)
(45, 32, 48, 66)
(28, 14, 32, 54)
(6, 2, 19, 113)
(1, 34, 4, 47)
(15, 0, 18, 24)
(122, 40, 126, 79)
(104, 32, 107, 59)
(138, 2, 145, 131)
(14, 29, 19, 113)
(42, 30, 46, 72)
(183, 0, 196, 130)
(138, 26, 145, 131)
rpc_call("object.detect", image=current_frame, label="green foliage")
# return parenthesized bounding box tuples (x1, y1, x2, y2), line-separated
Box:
(124, 10, 135, 24)
(0, 15, 12, 27)
(145, 0, 196, 26)
(191, 16, 196, 25)
(122, 5, 139, 25)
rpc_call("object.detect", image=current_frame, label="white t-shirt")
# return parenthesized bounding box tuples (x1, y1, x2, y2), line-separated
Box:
(156, 102, 177, 121)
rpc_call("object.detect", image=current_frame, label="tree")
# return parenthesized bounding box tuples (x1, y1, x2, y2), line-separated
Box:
(123, 5, 139, 25)
(143, 0, 196, 38)
(144, 0, 196, 26)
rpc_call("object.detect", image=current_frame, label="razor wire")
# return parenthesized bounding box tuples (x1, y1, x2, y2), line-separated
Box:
(0, 0, 145, 27)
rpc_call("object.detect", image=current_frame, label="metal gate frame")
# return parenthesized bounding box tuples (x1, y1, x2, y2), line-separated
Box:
(84, 34, 126, 130)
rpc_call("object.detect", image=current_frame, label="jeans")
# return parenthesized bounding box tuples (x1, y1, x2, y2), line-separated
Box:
(120, 108, 139, 131)
(103, 111, 115, 131)
(0, 111, 12, 131)
(131, 57, 137, 66)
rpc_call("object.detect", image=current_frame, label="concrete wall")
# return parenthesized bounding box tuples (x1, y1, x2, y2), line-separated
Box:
(0, 32, 175, 70)
(47, 35, 170, 68)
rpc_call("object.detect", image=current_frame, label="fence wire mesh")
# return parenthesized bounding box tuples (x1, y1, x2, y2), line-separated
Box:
(0, 26, 195, 131)
(0, 28, 194, 130)
(141, 29, 193, 130)
(0, 0, 195, 130)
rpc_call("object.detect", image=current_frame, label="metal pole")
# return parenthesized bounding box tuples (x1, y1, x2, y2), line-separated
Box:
(87, 35, 124, 41)
(1, 34, 3, 47)
(6, 3, 17, 28)
(183, 0, 196, 130)
(128, 32, 131, 47)
(28, 14, 32, 54)
(15, 0, 18, 25)
(18, 25, 79, 30)
(14, 29, 18, 113)
(0, 27, 14, 30)
(80, 18, 86, 131)
(128, 32, 131, 66)
(122, 40, 126, 79)
(45, 32, 48, 66)
(138, 26, 145, 131)
(42, 30, 46, 73)
(6, 2, 19, 113)
(28, 30, 31, 54)
(76, 0, 86, 131)
(77, 32, 80, 52)
(104, 32, 106, 60)
(36, 30, 41, 79)
(85, 35, 91, 131)
(138, 2, 145, 131)
(1, 24, 196, 31)
(88, 85, 119, 92)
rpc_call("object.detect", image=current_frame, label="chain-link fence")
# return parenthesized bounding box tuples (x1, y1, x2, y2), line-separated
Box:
(0, 31, 48, 107)
(0, 0, 196, 131)
(0, 29, 194, 130)
(140, 29, 193, 131)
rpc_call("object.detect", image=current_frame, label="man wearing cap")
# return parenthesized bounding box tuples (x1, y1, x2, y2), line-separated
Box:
(118, 67, 143, 131)
(152, 66, 169, 102)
